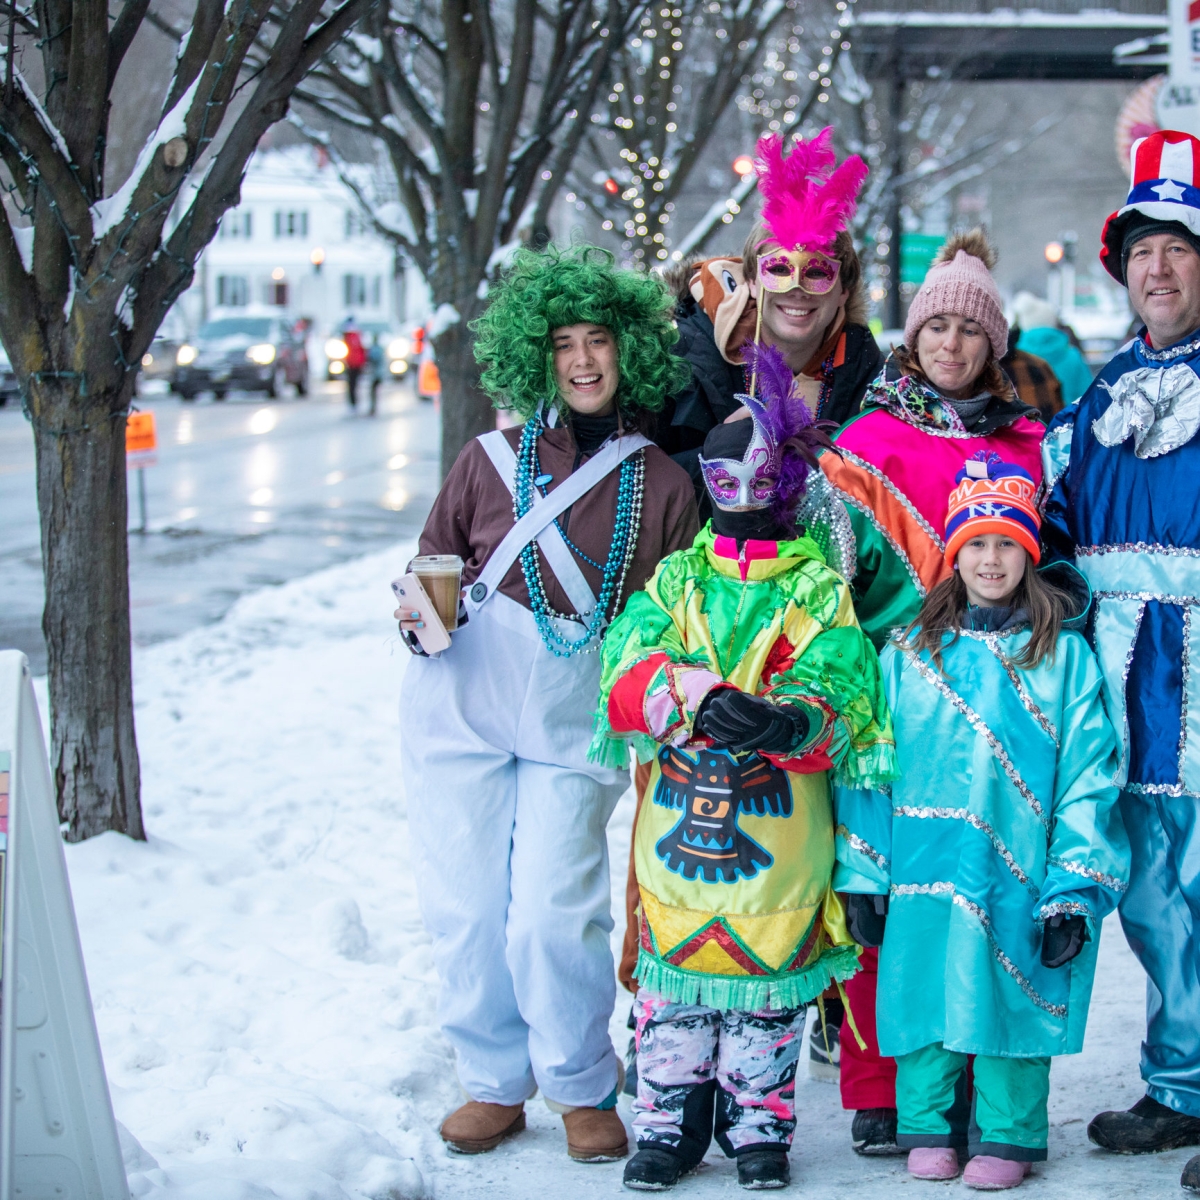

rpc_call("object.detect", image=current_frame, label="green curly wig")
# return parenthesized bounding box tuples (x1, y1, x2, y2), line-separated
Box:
(471, 244, 690, 419)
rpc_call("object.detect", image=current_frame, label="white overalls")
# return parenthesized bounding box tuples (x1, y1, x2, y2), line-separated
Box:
(400, 427, 647, 1107)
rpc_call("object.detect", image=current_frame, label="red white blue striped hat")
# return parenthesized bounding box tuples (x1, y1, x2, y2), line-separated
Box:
(1101, 130, 1200, 281)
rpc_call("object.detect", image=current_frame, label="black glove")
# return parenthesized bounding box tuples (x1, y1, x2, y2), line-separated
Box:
(845, 892, 888, 948)
(1041, 913, 1090, 968)
(694, 690, 809, 755)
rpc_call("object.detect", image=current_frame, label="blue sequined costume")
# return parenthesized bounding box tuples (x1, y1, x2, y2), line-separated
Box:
(1042, 328, 1200, 1119)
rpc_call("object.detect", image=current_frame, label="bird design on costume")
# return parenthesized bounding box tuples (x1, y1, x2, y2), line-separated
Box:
(653, 746, 793, 883)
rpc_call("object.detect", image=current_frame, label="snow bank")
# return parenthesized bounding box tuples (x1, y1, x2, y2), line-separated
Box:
(54, 544, 1194, 1198)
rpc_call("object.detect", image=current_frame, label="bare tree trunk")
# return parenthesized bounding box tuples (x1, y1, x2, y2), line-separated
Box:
(33, 387, 144, 842)
(436, 320, 494, 478)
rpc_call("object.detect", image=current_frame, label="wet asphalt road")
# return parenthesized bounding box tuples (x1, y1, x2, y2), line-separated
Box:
(0, 378, 440, 674)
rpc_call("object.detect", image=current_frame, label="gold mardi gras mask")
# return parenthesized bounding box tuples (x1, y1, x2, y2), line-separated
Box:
(756, 247, 841, 296)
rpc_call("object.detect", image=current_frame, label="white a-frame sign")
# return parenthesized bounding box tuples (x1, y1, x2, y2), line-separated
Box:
(0, 650, 129, 1199)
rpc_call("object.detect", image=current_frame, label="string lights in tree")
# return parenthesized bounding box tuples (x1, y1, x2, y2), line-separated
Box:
(576, 0, 861, 265)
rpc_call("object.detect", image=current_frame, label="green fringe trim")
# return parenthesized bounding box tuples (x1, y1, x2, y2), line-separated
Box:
(587, 704, 660, 768)
(634, 943, 862, 1011)
(835, 741, 899, 791)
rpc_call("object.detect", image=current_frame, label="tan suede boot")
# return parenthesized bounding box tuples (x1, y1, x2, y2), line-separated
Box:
(561, 1106, 629, 1162)
(439, 1100, 526, 1154)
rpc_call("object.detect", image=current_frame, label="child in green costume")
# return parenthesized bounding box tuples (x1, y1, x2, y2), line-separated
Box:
(592, 343, 896, 1191)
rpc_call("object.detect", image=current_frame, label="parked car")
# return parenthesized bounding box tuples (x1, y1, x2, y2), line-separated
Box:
(138, 337, 181, 390)
(324, 319, 412, 380)
(173, 313, 309, 400)
(0, 344, 19, 406)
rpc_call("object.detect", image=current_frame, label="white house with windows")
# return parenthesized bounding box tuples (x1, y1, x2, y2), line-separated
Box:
(178, 146, 429, 339)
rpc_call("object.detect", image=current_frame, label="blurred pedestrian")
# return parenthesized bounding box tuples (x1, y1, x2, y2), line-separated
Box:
(367, 333, 385, 416)
(1011, 292, 1094, 405)
(1001, 328, 1064, 422)
(342, 317, 366, 409)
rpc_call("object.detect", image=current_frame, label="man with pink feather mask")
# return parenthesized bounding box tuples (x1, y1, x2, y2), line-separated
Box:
(652, 127, 882, 519)
(593, 340, 896, 1192)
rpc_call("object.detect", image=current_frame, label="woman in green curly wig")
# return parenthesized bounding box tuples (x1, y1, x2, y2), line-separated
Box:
(472, 244, 690, 431)
(397, 243, 698, 1165)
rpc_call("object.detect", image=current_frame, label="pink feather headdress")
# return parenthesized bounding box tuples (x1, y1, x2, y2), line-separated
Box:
(755, 128, 869, 255)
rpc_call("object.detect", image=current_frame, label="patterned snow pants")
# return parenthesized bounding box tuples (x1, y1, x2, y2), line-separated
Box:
(630, 987, 805, 1167)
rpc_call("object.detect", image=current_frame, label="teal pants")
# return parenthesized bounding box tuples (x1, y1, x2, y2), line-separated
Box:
(895, 1042, 1050, 1163)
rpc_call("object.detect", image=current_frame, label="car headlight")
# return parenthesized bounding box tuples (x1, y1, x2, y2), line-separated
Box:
(329, 360, 345, 375)
(246, 343, 276, 366)
(387, 337, 410, 360)
(389, 359, 408, 374)
(325, 338, 348, 360)
(142, 353, 154, 368)
(176, 344, 197, 366)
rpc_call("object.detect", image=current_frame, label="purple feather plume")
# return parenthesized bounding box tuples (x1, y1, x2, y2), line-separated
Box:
(741, 341, 836, 519)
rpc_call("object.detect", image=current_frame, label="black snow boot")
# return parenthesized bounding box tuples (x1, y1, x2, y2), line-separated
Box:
(852, 1107, 903, 1156)
(624, 1147, 686, 1191)
(737, 1148, 790, 1189)
(1088, 1095, 1200, 1154)
(1183, 1153, 1200, 1191)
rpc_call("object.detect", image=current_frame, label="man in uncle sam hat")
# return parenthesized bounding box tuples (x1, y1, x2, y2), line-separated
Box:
(1042, 129, 1200, 1191)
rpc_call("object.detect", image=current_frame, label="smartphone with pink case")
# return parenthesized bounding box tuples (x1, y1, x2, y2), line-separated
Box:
(391, 574, 452, 655)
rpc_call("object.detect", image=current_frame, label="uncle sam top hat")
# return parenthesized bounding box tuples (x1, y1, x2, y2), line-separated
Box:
(1101, 130, 1200, 283)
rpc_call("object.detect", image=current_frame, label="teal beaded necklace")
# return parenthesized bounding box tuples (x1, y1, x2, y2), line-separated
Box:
(514, 410, 644, 657)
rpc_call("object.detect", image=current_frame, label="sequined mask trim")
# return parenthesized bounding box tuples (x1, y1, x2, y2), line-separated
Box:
(893, 806, 1038, 894)
(894, 637, 1050, 829)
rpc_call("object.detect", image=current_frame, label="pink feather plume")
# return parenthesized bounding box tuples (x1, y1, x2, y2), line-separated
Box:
(755, 128, 869, 254)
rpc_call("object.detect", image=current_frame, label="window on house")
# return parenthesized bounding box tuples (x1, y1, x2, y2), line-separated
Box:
(343, 274, 367, 307)
(273, 210, 309, 238)
(371, 276, 383, 307)
(220, 211, 252, 239)
(269, 281, 288, 307)
(216, 275, 249, 306)
(345, 210, 369, 238)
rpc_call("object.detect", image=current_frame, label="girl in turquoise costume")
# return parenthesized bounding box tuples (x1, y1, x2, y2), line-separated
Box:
(836, 452, 1130, 1190)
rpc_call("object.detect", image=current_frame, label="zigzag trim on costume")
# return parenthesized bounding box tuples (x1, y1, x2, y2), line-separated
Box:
(634, 942, 861, 1011)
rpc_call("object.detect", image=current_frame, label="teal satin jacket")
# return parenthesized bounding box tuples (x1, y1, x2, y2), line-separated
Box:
(835, 623, 1130, 1059)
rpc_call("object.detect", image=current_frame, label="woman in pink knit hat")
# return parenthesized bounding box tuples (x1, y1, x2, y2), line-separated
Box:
(819, 229, 1048, 1157)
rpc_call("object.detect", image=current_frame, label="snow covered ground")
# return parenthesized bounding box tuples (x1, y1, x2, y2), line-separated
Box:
(47, 541, 1195, 1198)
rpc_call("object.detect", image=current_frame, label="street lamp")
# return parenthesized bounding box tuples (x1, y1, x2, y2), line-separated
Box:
(1044, 241, 1064, 265)
(732, 154, 755, 177)
(310, 247, 325, 275)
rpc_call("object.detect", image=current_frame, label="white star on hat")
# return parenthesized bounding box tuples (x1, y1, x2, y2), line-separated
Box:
(1152, 179, 1188, 202)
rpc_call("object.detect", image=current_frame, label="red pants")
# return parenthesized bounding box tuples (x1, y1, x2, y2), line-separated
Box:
(840, 946, 897, 1110)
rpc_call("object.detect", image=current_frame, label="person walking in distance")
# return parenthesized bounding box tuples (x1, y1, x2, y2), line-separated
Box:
(343, 317, 366, 409)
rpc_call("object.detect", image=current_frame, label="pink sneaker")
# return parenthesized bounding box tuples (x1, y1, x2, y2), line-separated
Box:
(962, 1156, 1032, 1190)
(907, 1147, 961, 1180)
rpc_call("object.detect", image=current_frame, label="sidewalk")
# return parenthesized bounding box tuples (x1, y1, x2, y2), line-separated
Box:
(52, 543, 1192, 1198)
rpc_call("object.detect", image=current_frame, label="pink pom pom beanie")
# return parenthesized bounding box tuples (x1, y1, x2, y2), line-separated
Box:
(903, 247, 1008, 359)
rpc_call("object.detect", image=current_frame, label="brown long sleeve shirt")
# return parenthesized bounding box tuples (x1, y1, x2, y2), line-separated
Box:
(417, 422, 700, 619)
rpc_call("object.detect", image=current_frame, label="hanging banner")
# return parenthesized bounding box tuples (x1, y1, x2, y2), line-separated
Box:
(0, 650, 130, 1200)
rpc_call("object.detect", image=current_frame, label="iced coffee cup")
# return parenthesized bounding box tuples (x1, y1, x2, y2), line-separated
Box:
(411, 554, 463, 632)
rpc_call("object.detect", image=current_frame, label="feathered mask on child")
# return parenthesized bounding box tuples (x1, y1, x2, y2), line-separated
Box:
(699, 343, 835, 520)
